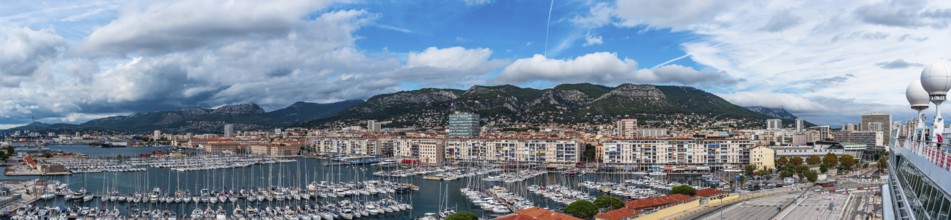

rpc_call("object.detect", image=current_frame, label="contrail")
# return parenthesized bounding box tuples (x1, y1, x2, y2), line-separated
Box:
(543, 0, 554, 57)
(651, 53, 691, 70)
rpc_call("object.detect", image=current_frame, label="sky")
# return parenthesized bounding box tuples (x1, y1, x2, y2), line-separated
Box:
(0, 0, 949, 129)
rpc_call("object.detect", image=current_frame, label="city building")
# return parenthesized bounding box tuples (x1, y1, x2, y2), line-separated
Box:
(832, 131, 883, 148)
(617, 119, 637, 138)
(861, 113, 892, 141)
(445, 138, 580, 164)
(223, 124, 234, 137)
(843, 123, 857, 131)
(795, 119, 804, 132)
(601, 138, 755, 171)
(766, 119, 782, 130)
(636, 129, 670, 138)
(749, 146, 775, 170)
(152, 130, 161, 140)
(448, 112, 480, 138)
(772, 141, 866, 160)
(367, 120, 381, 132)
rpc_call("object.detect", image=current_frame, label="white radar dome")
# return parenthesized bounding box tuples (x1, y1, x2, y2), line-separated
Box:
(920, 62, 951, 97)
(907, 80, 930, 110)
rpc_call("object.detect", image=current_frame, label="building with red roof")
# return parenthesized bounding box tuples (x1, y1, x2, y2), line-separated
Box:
(695, 188, 726, 197)
(494, 207, 582, 220)
(594, 207, 641, 220)
(625, 194, 694, 210)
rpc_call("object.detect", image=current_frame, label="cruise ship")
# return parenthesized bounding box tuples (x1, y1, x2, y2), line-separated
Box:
(885, 63, 951, 219)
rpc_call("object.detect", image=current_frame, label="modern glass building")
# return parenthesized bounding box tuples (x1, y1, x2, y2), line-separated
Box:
(448, 112, 480, 138)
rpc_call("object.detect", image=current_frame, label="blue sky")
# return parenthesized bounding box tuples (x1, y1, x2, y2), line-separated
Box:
(1, 0, 950, 128)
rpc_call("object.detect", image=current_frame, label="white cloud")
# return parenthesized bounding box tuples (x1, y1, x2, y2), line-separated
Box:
(463, 0, 493, 6)
(400, 47, 508, 86)
(613, 0, 739, 30)
(583, 32, 603, 46)
(493, 52, 735, 86)
(79, 0, 334, 56)
(599, 0, 951, 124)
(0, 27, 65, 85)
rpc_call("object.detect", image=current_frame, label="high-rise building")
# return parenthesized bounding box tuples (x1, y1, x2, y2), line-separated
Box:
(153, 130, 161, 140)
(616, 119, 637, 138)
(795, 119, 804, 132)
(448, 112, 480, 138)
(843, 123, 857, 131)
(861, 113, 892, 141)
(766, 119, 782, 130)
(367, 120, 381, 132)
(223, 124, 234, 137)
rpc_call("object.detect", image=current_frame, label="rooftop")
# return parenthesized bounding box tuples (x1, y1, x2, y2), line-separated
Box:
(594, 207, 640, 220)
(495, 207, 582, 220)
(625, 194, 694, 209)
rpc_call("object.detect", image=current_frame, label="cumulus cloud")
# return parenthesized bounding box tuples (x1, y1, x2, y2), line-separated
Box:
(0, 27, 64, 86)
(583, 33, 603, 46)
(397, 47, 508, 86)
(597, 1, 951, 124)
(492, 52, 736, 86)
(719, 92, 827, 112)
(79, 0, 333, 56)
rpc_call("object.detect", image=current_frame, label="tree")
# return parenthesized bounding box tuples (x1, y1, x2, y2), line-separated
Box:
(805, 170, 819, 182)
(739, 176, 747, 186)
(819, 164, 829, 173)
(593, 196, 625, 210)
(877, 156, 888, 171)
(0, 151, 8, 161)
(584, 144, 597, 162)
(777, 156, 788, 167)
(42, 152, 52, 158)
(2, 146, 13, 156)
(839, 155, 856, 170)
(780, 169, 793, 178)
(755, 169, 771, 177)
(744, 164, 756, 176)
(790, 157, 803, 166)
(823, 153, 838, 168)
(445, 212, 478, 220)
(670, 185, 697, 196)
(564, 200, 599, 218)
(806, 155, 821, 165)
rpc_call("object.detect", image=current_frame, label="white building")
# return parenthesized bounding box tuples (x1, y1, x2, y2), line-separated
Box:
(367, 120, 381, 132)
(616, 119, 637, 138)
(795, 119, 804, 132)
(153, 130, 161, 140)
(601, 139, 755, 171)
(445, 138, 580, 164)
(767, 119, 782, 130)
(224, 124, 234, 137)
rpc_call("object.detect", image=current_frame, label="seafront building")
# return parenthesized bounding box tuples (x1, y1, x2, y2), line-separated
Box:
(444, 138, 580, 164)
(600, 138, 754, 171)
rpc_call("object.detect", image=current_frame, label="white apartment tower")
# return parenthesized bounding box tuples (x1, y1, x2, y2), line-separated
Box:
(766, 119, 782, 130)
(224, 124, 234, 137)
(616, 119, 637, 138)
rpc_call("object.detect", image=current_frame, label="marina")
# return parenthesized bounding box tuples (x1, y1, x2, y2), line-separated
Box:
(3, 145, 716, 219)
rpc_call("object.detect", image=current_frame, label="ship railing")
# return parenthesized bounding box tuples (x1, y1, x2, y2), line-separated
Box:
(897, 139, 951, 171)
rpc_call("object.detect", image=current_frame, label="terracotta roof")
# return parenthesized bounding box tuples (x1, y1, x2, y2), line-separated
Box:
(695, 188, 726, 197)
(494, 207, 582, 220)
(625, 194, 694, 209)
(594, 208, 641, 220)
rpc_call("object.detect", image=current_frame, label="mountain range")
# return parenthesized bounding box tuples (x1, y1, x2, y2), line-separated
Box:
(308, 83, 777, 129)
(8, 100, 364, 133)
(7, 83, 809, 134)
